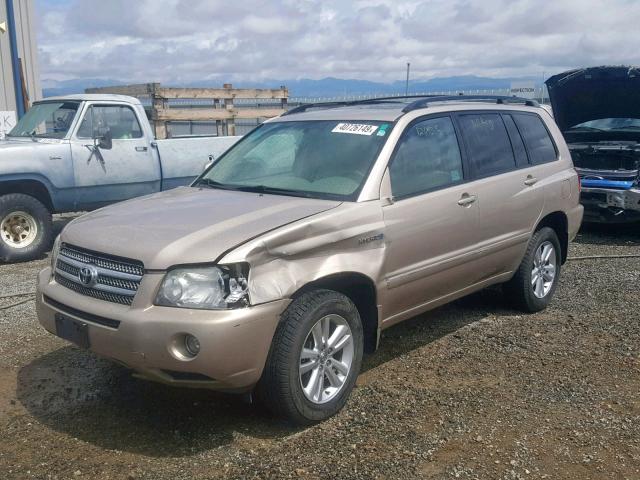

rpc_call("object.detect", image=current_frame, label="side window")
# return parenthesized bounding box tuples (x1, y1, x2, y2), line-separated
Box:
(502, 114, 529, 167)
(77, 105, 143, 139)
(76, 108, 94, 138)
(457, 113, 516, 177)
(389, 116, 464, 199)
(512, 113, 557, 165)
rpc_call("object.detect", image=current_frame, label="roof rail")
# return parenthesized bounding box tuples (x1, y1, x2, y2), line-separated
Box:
(281, 94, 540, 117)
(281, 95, 441, 116)
(402, 95, 540, 112)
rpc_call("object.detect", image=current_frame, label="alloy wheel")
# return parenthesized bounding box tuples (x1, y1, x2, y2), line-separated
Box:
(531, 241, 557, 298)
(299, 314, 354, 404)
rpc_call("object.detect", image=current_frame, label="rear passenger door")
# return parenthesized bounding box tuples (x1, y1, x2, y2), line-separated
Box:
(454, 111, 548, 274)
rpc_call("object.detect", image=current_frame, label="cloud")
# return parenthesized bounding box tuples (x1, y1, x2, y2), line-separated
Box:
(35, 0, 640, 84)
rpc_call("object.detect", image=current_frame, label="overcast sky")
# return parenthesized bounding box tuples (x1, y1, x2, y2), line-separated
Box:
(35, 0, 640, 84)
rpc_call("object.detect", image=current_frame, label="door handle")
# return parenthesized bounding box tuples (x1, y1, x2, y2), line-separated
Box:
(524, 175, 538, 186)
(135, 146, 148, 152)
(457, 193, 477, 207)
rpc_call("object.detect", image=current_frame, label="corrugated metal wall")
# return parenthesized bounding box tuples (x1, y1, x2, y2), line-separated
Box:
(0, 0, 41, 112)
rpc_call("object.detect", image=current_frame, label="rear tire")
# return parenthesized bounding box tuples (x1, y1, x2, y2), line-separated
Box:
(257, 289, 364, 425)
(0, 194, 52, 263)
(504, 227, 562, 312)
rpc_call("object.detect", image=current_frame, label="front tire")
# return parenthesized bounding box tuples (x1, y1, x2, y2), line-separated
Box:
(0, 194, 52, 263)
(257, 289, 364, 425)
(504, 227, 562, 312)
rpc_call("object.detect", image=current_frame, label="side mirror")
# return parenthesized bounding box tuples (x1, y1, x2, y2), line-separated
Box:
(95, 129, 112, 150)
(204, 154, 214, 172)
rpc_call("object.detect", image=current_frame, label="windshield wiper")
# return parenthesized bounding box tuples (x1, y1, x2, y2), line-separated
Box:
(196, 179, 314, 198)
(194, 178, 241, 190)
(232, 184, 315, 198)
(567, 126, 606, 132)
(611, 125, 640, 131)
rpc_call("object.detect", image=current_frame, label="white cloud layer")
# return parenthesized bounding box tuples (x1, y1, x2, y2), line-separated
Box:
(36, 0, 640, 82)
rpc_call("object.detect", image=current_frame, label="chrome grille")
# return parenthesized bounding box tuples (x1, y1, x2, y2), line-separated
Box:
(55, 244, 144, 306)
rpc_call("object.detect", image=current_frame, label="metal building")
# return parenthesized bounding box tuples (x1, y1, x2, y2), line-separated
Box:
(0, 0, 41, 123)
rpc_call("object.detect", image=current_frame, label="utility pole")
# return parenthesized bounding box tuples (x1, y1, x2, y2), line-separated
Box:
(405, 63, 411, 96)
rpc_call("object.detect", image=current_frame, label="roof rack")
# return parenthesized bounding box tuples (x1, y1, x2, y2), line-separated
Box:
(281, 95, 440, 116)
(281, 94, 540, 117)
(402, 95, 539, 112)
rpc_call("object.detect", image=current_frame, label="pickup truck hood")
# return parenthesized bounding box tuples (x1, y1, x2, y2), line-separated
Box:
(61, 186, 341, 269)
(0, 137, 64, 153)
(546, 66, 640, 135)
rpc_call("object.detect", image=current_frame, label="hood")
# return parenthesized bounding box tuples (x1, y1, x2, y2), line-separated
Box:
(61, 186, 341, 269)
(545, 66, 640, 133)
(0, 137, 65, 152)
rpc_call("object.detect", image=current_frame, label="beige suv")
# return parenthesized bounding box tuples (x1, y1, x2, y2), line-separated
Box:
(36, 96, 583, 424)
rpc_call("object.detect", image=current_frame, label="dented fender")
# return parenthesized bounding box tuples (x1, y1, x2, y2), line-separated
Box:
(219, 201, 387, 306)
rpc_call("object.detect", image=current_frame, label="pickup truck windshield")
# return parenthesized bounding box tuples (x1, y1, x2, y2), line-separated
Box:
(198, 120, 390, 200)
(8, 101, 81, 139)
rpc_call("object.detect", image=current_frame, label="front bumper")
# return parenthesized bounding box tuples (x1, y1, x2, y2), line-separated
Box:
(580, 186, 640, 223)
(36, 267, 290, 392)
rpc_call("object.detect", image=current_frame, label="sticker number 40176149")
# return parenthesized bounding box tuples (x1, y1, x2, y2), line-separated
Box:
(331, 123, 379, 135)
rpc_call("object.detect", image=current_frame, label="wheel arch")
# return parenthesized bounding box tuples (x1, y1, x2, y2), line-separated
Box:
(292, 272, 379, 353)
(0, 178, 54, 212)
(535, 211, 569, 263)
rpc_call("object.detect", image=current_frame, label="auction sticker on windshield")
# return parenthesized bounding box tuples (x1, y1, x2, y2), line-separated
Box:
(332, 123, 379, 135)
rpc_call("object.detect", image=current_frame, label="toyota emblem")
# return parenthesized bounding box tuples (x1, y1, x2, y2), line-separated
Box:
(78, 265, 98, 287)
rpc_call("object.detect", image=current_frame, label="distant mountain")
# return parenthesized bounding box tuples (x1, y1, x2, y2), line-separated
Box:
(42, 78, 126, 97)
(42, 75, 542, 99)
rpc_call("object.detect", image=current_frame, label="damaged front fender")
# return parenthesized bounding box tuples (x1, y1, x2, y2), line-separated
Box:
(219, 201, 387, 306)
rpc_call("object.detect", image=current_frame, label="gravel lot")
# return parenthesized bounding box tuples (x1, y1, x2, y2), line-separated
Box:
(0, 221, 638, 480)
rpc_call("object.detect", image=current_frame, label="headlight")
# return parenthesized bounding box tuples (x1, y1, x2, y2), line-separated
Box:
(50, 235, 61, 272)
(155, 264, 249, 310)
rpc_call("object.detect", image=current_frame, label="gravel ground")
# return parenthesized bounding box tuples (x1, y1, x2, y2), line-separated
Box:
(0, 222, 638, 480)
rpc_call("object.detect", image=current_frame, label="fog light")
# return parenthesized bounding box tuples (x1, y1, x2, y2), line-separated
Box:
(184, 334, 200, 357)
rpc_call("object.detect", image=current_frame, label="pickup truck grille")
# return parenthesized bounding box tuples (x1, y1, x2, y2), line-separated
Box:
(54, 244, 144, 306)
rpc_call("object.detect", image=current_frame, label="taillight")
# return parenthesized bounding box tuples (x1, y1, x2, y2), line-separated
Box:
(575, 169, 581, 193)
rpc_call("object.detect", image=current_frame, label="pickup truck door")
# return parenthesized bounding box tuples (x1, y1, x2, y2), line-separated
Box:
(69, 103, 161, 210)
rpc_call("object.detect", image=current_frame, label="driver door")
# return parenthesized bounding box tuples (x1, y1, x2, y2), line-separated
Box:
(70, 103, 160, 210)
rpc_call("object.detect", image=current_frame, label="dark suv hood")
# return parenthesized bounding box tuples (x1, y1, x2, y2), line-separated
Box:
(546, 66, 640, 134)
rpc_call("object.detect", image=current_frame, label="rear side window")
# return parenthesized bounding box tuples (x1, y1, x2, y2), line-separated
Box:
(512, 113, 557, 165)
(457, 113, 516, 177)
(502, 114, 529, 167)
(389, 116, 464, 198)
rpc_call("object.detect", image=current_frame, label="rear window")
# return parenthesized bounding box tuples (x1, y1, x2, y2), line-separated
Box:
(512, 113, 557, 165)
(457, 113, 516, 177)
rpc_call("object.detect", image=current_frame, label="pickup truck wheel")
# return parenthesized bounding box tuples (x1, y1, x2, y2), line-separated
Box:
(504, 227, 562, 312)
(0, 194, 52, 263)
(257, 289, 364, 425)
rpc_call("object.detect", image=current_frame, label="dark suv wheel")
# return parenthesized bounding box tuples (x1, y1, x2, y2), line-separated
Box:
(258, 289, 364, 425)
(504, 227, 562, 312)
(0, 194, 53, 263)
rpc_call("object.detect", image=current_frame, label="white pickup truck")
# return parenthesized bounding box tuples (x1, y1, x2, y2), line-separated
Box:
(0, 94, 241, 262)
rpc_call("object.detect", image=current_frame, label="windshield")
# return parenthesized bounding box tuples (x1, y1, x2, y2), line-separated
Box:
(568, 117, 640, 132)
(8, 101, 80, 138)
(197, 120, 391, 200)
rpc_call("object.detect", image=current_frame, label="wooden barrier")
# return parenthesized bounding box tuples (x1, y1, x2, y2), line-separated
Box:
(86, 82, 288, 138)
